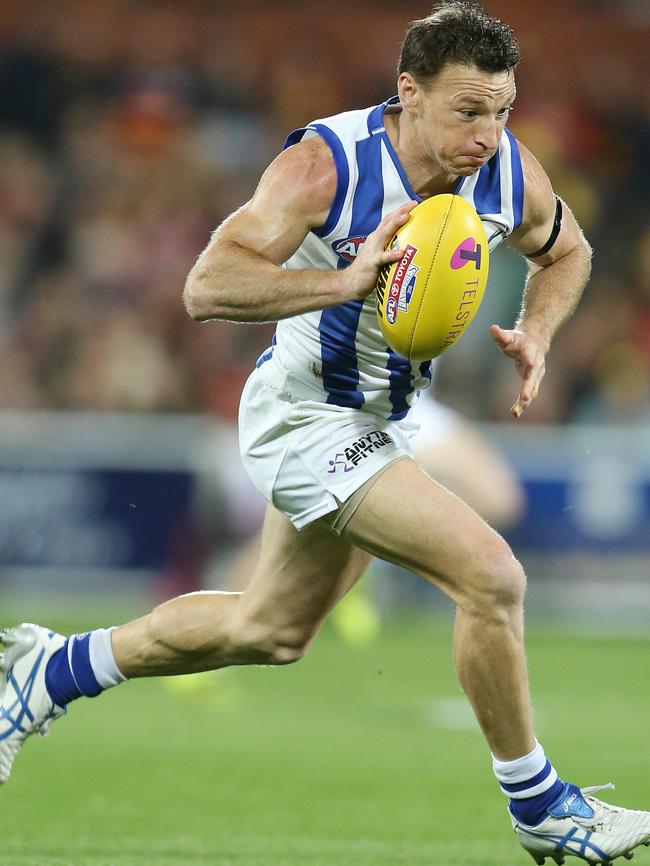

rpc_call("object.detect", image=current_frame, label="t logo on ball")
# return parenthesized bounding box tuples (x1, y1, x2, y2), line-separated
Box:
(450, 237, 483, 270)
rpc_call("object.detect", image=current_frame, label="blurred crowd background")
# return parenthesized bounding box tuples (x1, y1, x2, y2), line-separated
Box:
(0, 0, 648, 426)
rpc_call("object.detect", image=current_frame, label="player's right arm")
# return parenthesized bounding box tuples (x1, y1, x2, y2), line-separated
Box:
(184, 136, 414, 323)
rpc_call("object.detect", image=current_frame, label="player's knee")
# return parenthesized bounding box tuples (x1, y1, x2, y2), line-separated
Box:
(467, 540, 526, 613)
(258, 625, 312, 665)
(266, 635, 309, 666)
(489, 549, 526, 611)
(234, 620, 312, 666)
(496, 554, 526, 609)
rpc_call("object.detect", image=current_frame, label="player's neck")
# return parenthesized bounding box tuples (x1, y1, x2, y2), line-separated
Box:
(384, 111, 459, 199)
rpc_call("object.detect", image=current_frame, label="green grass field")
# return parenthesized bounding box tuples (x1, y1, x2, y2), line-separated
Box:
(2, 609, 650, 866)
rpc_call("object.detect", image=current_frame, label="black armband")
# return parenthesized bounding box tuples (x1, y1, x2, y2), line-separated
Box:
(526, 197, 563, 259)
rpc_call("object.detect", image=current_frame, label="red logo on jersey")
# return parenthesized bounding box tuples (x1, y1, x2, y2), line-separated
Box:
(332, 235, 367, 263)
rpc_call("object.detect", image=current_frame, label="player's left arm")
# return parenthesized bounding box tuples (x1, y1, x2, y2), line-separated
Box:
(491, 142, 592, 417)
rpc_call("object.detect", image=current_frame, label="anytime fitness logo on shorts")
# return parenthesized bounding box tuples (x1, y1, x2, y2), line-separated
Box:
(327, 430, 394, 473)
(386, 244, 419, 324)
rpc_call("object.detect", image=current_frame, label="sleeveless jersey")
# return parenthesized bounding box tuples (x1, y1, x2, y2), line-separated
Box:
(256, 96, 524, 420)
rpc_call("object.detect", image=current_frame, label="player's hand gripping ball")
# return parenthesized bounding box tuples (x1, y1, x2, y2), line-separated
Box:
(376, 194, 489, 360)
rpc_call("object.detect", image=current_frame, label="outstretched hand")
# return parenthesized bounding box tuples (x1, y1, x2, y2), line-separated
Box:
(490, 325, 546, 418)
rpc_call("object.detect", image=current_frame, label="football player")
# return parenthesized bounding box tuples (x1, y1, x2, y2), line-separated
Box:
(3, 3, 649, 862)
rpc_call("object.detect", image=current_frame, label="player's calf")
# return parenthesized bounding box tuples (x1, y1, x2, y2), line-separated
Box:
(125, 594, 313, 673)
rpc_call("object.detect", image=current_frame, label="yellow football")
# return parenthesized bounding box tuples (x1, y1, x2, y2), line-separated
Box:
(375, 194, 489, 361)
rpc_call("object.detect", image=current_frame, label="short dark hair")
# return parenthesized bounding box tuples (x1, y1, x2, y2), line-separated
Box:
(398, 2, 521, 83)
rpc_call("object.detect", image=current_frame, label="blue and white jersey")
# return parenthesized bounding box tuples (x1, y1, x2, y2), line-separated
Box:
(256, 96, 524, 420)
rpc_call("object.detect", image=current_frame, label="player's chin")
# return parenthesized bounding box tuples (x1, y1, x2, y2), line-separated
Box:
(453, 154, 492, 175)
(453, 161, 486, 176)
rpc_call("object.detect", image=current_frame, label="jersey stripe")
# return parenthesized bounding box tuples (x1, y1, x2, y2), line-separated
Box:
(505, 128, 524, 228)
(284, 124, 350, 239)
(473, 152, 502, 215)
(350, 134, 385, 234)
(367, 101, 388, 134)
(376, 138, 418, 419)
(419, 360, 433, 385)
(320, 131, 385, 408)
(319, 299, 365, 408)
(377, 107, 421, 202)
(386, 348, 414, 419)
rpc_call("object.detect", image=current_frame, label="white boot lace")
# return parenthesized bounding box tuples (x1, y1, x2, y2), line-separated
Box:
(580, 784, 624, 831)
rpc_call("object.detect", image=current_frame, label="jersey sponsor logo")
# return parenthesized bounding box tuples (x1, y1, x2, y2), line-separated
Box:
(332, 235, 367, 263)
(450, 237, 483, 270)
(386, 244, 418, 324)
(327, 430, 394, 472)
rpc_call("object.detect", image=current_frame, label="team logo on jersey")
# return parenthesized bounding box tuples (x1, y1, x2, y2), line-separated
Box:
(332, 235, 367, 263)
(450, 237, 483, 270)
(386, 244, 419, 324)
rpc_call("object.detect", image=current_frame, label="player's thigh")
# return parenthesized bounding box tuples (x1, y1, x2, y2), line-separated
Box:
(238, 503, 372, 638)
(341, 457, 520, 608)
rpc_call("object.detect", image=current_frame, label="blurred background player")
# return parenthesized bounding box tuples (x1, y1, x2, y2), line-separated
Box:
(411, 365, 525, 529)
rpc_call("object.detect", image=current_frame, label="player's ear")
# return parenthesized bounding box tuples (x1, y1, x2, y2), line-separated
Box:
(397, 73, 421, 113)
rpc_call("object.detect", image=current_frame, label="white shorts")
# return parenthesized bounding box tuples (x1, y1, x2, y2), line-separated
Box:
(238, 364, 418, 530)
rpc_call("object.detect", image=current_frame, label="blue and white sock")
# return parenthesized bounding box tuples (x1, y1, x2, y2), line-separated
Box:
(45, 629, 126, 707)
(493, 740, 564, 827)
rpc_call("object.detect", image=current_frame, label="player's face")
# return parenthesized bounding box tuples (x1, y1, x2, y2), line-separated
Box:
(400, 64, 516, 177)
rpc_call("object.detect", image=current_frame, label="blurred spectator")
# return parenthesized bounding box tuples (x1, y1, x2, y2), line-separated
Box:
(0, 0, 647, 425)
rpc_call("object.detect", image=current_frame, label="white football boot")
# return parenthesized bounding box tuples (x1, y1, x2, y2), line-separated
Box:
(0, 623, 67, 784)
(513, 782, 650, 865)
